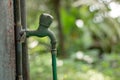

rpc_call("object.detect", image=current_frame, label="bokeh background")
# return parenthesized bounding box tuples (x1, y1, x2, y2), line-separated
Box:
(26, 0, 120, 80)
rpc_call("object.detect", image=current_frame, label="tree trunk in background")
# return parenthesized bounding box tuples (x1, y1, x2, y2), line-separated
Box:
(0, 0, 16, 80)
(51, 0, 66, 57)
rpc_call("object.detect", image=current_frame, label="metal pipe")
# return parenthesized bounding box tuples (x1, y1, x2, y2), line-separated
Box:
(14, 0, 23, 80)
(26, 13, 57, 80)
(20, 0, 30, 80)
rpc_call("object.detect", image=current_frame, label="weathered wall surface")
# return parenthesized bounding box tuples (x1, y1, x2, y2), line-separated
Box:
(0, 0, 15, 80)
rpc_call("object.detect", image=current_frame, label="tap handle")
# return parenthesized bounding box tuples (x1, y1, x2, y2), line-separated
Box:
(39, 13, 53, 29)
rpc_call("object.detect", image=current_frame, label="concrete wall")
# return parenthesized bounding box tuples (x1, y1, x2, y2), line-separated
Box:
(0, 0, 15, 80)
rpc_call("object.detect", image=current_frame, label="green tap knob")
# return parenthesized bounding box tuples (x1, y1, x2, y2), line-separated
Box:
(39, 13, 53, 28)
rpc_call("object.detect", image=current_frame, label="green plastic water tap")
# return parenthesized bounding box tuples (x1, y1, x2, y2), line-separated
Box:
(26, 13, 57, 80)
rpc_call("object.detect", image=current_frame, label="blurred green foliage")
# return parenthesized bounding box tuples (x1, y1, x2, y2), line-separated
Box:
(26, 0, 120, 80)
(30, 53, 120, 80)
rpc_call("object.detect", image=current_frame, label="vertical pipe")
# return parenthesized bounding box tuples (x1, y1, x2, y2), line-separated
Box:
(20, 0, 30, 80)
(51, 52, 57, 80)
(14, 0, 23, 80)
(20, 0, 27, 29)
